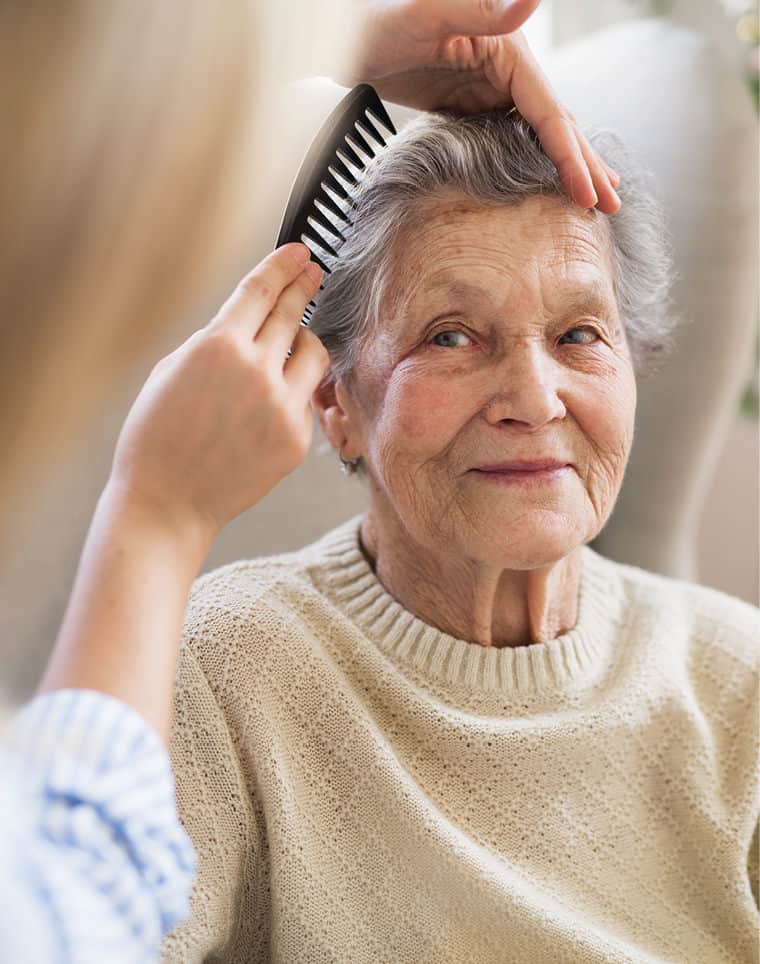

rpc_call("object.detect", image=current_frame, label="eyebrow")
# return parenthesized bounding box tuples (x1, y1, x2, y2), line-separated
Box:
(417, 280, 490, 304)
(554, 282, 617, 318)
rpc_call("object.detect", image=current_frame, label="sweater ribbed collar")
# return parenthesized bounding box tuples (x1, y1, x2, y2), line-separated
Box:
(309, 514, 627, 697)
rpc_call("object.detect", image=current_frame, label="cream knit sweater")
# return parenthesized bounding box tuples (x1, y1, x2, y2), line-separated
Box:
(163, 514, 759, 964)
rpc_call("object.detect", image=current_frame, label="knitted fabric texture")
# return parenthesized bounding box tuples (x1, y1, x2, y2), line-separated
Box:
(163, 513, 760, 964)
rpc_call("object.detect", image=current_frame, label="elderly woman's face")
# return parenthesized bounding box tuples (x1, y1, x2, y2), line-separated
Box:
(344, 195, 636, 568)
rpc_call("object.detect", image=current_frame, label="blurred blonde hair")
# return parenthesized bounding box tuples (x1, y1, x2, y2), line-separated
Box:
(0, 1, 260, 536)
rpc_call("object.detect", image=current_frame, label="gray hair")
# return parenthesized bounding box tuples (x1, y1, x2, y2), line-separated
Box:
(309, 109, 676, 481)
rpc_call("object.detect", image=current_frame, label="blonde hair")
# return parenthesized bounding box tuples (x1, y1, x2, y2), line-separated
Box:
(0, 1, 260, 538)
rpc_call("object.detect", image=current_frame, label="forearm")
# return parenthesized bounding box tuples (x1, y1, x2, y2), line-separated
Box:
(37, 480, 213, 743)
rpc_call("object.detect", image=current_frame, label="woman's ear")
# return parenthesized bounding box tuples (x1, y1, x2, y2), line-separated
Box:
(311, 376, 362, 460)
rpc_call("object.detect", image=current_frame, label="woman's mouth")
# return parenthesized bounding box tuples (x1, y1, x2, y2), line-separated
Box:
(469, 460, 572, 484)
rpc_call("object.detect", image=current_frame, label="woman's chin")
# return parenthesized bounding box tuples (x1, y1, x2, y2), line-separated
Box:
(455, 513, 587, 569)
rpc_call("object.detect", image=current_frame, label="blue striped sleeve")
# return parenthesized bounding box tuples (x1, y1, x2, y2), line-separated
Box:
(0, 689, 197, 963)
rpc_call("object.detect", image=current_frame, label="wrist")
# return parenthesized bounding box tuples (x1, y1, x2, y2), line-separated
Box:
(100, 477, 217, 572)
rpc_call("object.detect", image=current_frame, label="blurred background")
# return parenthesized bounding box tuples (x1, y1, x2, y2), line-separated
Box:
(1, 0, 757, 705)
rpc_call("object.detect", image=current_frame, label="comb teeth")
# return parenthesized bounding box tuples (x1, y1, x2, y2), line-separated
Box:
(367, 105, 394, 134)
(359, 110, 389, 146)
(348, 124, 375, 158)
(322, 179, 355, 212)
(337, 139, 363, 170)
(275, 84, 397, 323)
(325, 167, 350, 199)
(309, 207, 346, 244)
(304, 220, 340, 259)
(315, 187, 347, 224)
(331, 156, 358, 187)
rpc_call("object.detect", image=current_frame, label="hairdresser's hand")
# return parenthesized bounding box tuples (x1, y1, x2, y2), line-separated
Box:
(41, 243, 327, 740)
(344, 0, 620, 213)
(109, 243, 328, 550)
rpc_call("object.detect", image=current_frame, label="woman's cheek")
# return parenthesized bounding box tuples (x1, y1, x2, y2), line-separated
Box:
(383, 371, 470, 453)
(601, 363, 636, 447)
(574, 369, 635, 491)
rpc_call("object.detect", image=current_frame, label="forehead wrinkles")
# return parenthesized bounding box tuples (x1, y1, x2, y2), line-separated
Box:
(388, 198, 614, 317)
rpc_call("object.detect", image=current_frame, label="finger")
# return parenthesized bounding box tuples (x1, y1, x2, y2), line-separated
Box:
(605, 163, 621, 188)
(255, 261, 323, 358)
(209, 242, 313, 338)
(575, 129, 621, 214)
(433, 0, 541, 37)
(505, 45, 597, 208)
(533, 111, 598, 208)
(283, 324, 331, 396)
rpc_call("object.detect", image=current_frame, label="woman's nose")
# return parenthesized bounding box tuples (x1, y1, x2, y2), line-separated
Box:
(482, 343, 567, 429)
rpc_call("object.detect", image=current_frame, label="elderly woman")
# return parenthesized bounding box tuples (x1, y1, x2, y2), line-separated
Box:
(162, 111, 759, 963)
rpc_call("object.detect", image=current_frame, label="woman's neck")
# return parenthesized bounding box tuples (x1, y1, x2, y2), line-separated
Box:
(359, 508, 582, 649)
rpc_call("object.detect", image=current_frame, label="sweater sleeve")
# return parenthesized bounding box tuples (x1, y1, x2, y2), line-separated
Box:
(0, 688, 196, 963)
(161, 645, 257, 963)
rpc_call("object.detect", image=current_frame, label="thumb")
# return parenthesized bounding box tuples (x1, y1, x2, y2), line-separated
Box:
(435, 0, 541, 37)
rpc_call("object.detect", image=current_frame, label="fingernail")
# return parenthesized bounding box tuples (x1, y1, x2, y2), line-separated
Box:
(304, 260, 323, 282)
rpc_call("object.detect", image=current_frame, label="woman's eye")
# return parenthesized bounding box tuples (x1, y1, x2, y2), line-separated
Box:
(559, 326, 600, 346)
(430, 329, 472, 348)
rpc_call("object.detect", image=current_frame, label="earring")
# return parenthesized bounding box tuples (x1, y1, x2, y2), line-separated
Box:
(339, 449, 360, 476)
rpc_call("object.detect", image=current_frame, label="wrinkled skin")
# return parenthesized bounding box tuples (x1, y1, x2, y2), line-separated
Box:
(314, 196, 636, 647)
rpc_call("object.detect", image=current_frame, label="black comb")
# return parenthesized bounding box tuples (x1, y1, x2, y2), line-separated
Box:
(275, 84, 396, 329)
